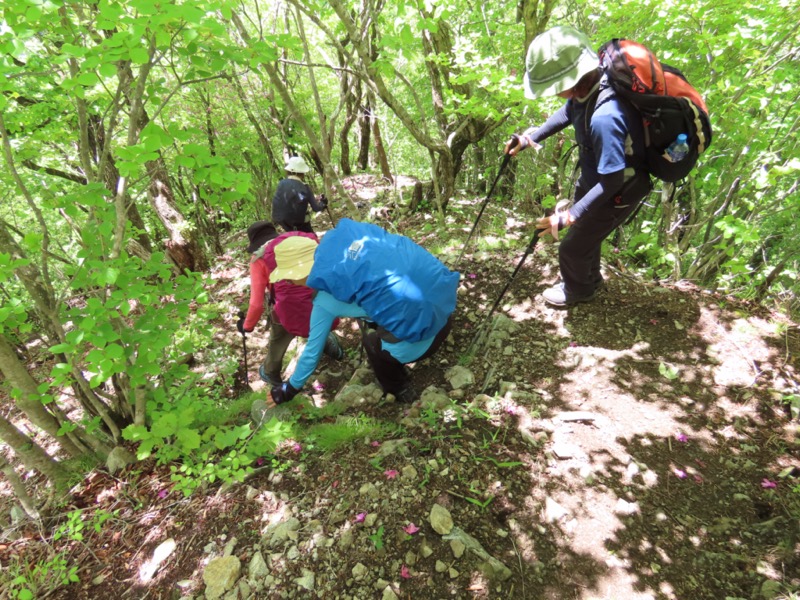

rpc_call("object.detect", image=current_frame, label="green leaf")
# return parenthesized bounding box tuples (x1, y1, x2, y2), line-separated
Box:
(49, 343, 73, 354)
(99, 62, 117, 78)
(77, 72, 99, 86)
(177, 428, 201, 451)
(129, 47, 150, 65)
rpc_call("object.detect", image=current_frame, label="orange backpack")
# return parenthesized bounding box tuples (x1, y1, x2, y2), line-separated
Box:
(598, 38, 712, 182)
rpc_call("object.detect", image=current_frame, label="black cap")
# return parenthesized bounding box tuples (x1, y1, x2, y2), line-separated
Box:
(246, 221, 278, 253)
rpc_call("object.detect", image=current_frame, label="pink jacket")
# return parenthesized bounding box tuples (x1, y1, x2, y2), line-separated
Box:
(243, 231, 318, 337)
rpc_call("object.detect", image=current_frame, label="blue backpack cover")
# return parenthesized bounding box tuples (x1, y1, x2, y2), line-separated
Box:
(307, 219, 459, 342)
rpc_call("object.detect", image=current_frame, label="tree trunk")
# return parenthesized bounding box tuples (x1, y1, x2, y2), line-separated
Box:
(368, 95, 393, 182)
(147, 157, 209, 272)
(1, 457, 40, 519)
(357, 100, 371, 171)
(0, 414, 71, 490)
(0, 335, 88, 458)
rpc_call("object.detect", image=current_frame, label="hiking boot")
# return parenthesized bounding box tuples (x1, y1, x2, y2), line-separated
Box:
(541, 282, 596, 307)
(258, 364, 282, 386)
(395, 385, 418, 404)
(323, 332, 344, 360)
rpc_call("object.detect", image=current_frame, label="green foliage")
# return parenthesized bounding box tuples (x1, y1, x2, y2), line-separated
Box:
(0, 552, 79, 599)
(368, 525, 385, 550)
(305, 414, 397, 451)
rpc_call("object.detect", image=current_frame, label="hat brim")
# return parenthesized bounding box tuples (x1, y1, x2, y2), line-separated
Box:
(286, 164, 311, 174)
(524, 50, 599, 99)
(269, 251, 316, 283)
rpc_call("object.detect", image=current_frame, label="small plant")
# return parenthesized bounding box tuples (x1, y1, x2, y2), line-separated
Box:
(782, 393, 799, 420)
(368, 525, 385, 550)
(658, 361, 680, 380)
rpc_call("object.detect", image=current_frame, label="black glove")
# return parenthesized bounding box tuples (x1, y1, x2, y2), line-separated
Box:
(318, 194, 328, 209)
(271, 381, 300, 405)
(236, 316, 246, 334)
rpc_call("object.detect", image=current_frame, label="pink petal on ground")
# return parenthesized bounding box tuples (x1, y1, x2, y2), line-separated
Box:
(673, 468, 687, 479)
(371, 441, 381, 447)
(403, 523, 420, 535)
(400, 564, 411, 579)
(675, 433, 688, 443)
(354, 512, 367, 523)
(384, 469, 399, 480)
(761, 478, 777, 489)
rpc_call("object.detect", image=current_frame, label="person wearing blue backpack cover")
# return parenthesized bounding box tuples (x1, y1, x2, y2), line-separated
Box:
(505, 26, 652, 306)
(268, 219, 459, 405)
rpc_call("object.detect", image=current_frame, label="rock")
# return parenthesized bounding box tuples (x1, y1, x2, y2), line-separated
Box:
(442, 527, 512, 581)
(544, 497, 570, 523)
(264, 517, 301, 548)
(352, 562, 368, 580)
(359, 482, 379, 498)
(286, 545, 300, 560)
(615, 499, 640, 515)
(554, 411, 601, 423)
(382, 586, 400, 600)
(435, 560, 448, 573)
(445, 365, 475, 390)
(405, 551, 417, 566)
(450, 539, 466, 558)
(139, 538, 176, 582)
(203, 556, 241, 600)
(105, 446, 137, 474)
(364, 513, 378, 527)
(238, 579, 251, 599)
(222, 537, 237, 557)
(248, 551, 269, 580)
(373, 439, 410, 461)
(420, 540, 434, 558)
(429, 504, 454, 535)
(448, 567, 459, 579)
(551, 442, 586, 460)
(294, 568, 315, 591)
(401, 465, 418, 480)
(339, 528, 354, 549)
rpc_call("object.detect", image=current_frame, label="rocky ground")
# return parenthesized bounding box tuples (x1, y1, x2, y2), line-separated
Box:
(2, 177, 799, 600)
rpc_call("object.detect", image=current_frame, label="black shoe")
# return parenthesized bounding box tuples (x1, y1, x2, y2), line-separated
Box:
(323, 332, 344, 360)
(395, 385, 418, 404)
(259, 364, 282, 386)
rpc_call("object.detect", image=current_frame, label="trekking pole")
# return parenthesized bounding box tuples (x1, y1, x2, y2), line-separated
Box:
(238, 310, 249, 384)
(454, 153, 511, 269)
(325, 205, 335, 229)
(468, 232, 540, 353)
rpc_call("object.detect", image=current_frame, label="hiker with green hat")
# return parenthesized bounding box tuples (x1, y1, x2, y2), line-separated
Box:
(237, 223, 343, 387)
(272, 155, 329, 234)
(505, 25, 652, 306)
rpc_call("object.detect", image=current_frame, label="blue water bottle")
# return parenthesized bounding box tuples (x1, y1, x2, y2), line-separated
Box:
(664, 133, 689, 162)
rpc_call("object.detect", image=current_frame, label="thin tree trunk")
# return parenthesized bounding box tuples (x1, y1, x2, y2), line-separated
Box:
(357, 100, 371, 170)
(0, 457, 40, 519)
(368, 95, 393, 183)
(0, 414, 71, 489)
(0, 335, 86, 458)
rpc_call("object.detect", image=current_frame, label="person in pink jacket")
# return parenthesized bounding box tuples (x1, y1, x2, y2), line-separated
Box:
(236, 221, 343, 386)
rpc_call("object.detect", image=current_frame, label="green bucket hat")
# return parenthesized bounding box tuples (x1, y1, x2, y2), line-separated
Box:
(523, 26, 598, 99)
